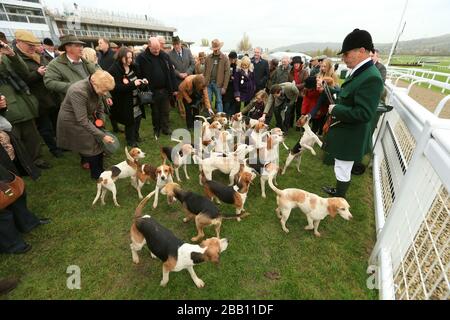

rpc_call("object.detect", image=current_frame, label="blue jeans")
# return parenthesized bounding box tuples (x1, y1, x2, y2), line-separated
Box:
(207, 82, 223, 113)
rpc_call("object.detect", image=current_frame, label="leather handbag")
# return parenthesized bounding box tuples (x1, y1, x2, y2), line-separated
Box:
(137, 85, 154, 105)
(0, 172, 25, 210)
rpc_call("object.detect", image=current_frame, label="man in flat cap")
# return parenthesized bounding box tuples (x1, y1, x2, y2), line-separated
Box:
(14, 30, 62, 161)
(44, 34, 109, 170)
(322, 29, 384, 199)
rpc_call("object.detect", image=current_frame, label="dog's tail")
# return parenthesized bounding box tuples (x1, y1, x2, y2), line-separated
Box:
(195, 115, 209, 123)
(160, 147, 168, 164)
(193, 155, 203, 166)
(92, 178, 103, 206)
(171, 137, 183, 143)
(221, 212, 250, 220)
(134, 191, 156, 219)
(268, 175, 283, 196)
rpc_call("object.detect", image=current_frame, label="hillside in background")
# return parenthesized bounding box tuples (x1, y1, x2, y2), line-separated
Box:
(272, 34, 450, 56)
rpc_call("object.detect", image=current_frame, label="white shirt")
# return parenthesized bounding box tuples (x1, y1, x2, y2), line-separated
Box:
(45, 49, 55, 59)
(347, 57, 372, 77)
(67, 55, 82, 64)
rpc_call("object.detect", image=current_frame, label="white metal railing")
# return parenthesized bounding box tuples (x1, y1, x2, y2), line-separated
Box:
(59, 28, 171, 43)
(370, 78, 450, 300)
(387, 66, 450, 94)
(0, 12, 46, 24)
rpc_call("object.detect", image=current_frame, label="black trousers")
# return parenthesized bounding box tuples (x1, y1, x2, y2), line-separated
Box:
(151, 89, 170, 135)
(150, 90, 171, 134)
(185, 102, 200, 129)
(274, 104, 290, 133)
(125, 115, 142, 146)
(0, 191, 40, 253)
(36, 114, 58, 154)
(83, 153, 104, 179)
(289, 97, 303, 128)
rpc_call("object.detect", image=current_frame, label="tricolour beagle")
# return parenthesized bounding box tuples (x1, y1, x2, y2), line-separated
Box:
(130, 194, 228, 288)
(202, 168, 255, 221)
(160, 183, 247, 242)
(133, 163, 174, 208)
(92, 147, 145, 207)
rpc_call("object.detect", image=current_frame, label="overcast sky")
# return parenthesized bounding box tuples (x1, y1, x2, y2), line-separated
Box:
(42, 0, 450, 50)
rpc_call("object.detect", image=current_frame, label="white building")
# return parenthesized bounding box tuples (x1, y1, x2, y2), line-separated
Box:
(0, 0, 51, 40)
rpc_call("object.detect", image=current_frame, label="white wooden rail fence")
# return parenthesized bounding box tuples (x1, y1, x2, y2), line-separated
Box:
(369, 70, 450, 300)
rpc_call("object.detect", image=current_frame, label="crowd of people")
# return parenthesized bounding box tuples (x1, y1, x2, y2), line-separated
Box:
(0, 27, 386, 294)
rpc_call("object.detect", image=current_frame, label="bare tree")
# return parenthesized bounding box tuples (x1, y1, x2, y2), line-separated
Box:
(201, 39, 209, 47)
(237, 33, 252, 53)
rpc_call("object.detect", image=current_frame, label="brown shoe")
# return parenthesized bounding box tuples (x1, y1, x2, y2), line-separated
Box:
(0, 278, 19, 296)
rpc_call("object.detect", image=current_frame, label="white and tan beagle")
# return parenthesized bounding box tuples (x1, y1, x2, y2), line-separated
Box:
(92, 147, 145, 207)
(130, 194, 228, 288)
(161, 143, 196, 182)
(268, 177, 352, 237)
(196, 115, 223, 146)
(194, 144, 255, 186)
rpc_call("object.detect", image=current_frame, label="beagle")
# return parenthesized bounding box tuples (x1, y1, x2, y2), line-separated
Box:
(212, 112, 228, 127)
(282, 115, 323, 175)
(133, 163, 174, 209)
(130, 194, 228, 288)
(258, 132, 285, 165)
(248, 121, 269, 150)
(193, 144, 255, 186)
(230, 112, 244, 132)
(268, 177, 352, 237)
(202, 168, 256, 221)
(92, 147, 145, 207)
(160, 183, 246, 242)
(160, 143, 196, 182)
(247, 162, 280, 198)
(195, 115, 222, 146)
(213, 130, 234, 154)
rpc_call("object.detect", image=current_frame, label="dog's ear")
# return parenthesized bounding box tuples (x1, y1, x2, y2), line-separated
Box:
(327, 198, 339, 218)
(267, 135, 273, 150)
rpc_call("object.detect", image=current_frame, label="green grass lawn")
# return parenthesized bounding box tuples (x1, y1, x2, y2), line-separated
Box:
(0, 109, 378, 300)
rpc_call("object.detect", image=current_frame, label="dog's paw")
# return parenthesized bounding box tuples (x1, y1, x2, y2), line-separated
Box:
(305, 225, 314, 231)
(191, 236, 202, 242)
(282, 227, 290, 234)
(262, 194, 266, 198)
(132, 258, 140, 264)
(314, 232, 321, 237)
(183, 217, 189, 223)
(160, 280, 168, 287)
(195, 279, 205, 288)
(150, 253, 157, 259)
(311, 150, 317, 156)
(152, 203, 158, 209)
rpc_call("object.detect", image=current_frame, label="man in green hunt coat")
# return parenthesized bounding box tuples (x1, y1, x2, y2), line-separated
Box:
(322, 29, 383, 199)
